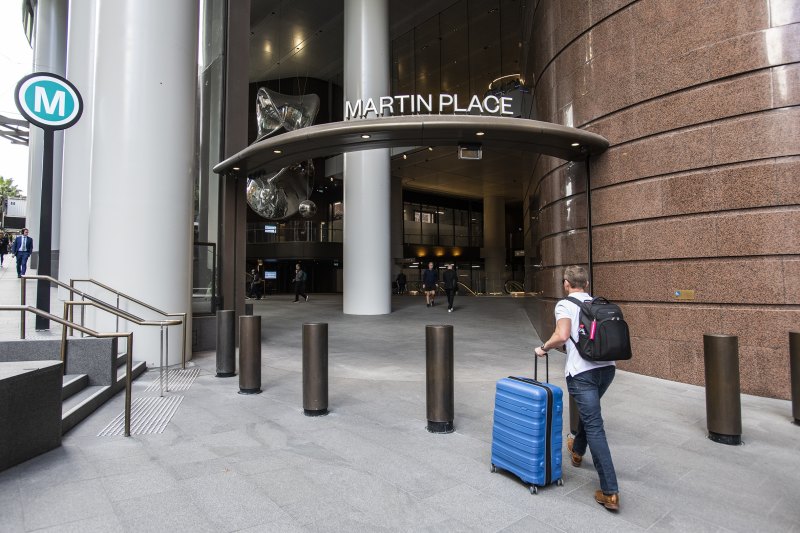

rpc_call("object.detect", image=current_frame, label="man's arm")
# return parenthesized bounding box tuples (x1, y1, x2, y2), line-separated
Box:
(534, 318, 571, 357)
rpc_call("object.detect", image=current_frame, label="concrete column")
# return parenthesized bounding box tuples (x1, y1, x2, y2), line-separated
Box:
(58, 0, 98, 299)
(343, 0, 391, 315)
(87, 0, 198, 365)
(482, 195, 506, 294)
(27, 0, 67, 272)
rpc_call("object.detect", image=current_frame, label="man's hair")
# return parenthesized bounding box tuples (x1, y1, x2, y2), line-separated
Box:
(22, 228, 28, 233)
(563, 265, 589, 290)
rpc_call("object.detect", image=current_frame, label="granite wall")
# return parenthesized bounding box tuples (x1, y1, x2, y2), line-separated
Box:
(523, 0, 800, 398)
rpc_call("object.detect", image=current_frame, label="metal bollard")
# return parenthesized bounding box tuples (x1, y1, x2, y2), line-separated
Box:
(303, 323, 328, 416)
(426, 325, 454, 433)
(703, 334, 742, 445)
(568, 394, 580, 435)
(216, 310, 235, 377)
(238, 315, 262, 394)
(790, 332, 800, 425)
(245, 303, 254, 315)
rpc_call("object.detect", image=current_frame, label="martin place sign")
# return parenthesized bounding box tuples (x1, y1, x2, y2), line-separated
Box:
(345, 93, 515, 120)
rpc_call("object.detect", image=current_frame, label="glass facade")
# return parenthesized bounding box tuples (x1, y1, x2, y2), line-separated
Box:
(403, 201, 482, 248)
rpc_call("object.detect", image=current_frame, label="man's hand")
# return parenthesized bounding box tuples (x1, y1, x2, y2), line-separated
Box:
(534, 346, 547, 358)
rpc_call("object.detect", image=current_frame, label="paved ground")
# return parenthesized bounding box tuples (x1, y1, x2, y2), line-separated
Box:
(0, 260, 798, 532)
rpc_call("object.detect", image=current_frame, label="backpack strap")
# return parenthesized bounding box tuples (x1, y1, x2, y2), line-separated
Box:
(563, 296, 593, 346)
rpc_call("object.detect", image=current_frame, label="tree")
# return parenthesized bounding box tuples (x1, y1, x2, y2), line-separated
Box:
(0, 176, 22, 227)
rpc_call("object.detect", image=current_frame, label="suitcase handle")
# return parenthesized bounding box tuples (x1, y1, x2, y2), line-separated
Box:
(535, 349, 549, 383)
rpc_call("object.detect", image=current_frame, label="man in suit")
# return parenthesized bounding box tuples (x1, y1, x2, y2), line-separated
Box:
(12, 228, 33, 278)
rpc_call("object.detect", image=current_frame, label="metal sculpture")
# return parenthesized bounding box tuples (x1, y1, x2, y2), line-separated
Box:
(248, 87, 320, 220)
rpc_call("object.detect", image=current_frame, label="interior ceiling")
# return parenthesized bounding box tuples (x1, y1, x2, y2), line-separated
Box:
(248, 0, 530, 202)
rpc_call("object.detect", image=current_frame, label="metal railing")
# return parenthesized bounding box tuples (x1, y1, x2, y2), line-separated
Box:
(69, 278, 188, 369)
(504, 280, 524, 294)
(61, 300, 181, 397)
(405, 280, 480, 296)
(20, 275, 183, 393)
(0, 304, 135, 437)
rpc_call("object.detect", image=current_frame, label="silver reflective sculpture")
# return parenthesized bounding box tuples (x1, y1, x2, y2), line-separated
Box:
(248, 88, 320, 220)
(246, 161, 315, 221)
(255, 87, 320, 140)
(298, 200, 317, 219)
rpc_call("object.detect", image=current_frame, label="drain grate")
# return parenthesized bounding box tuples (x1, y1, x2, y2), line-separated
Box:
(98, 395, 184, 436)
(144, 367, 200, 392)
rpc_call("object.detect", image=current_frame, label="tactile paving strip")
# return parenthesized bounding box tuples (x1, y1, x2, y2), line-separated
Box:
(144, 367, 200, 392)
(97, 395, 183, 436)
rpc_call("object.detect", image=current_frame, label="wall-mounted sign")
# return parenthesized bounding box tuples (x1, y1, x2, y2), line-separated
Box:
(15, 72, 83, 130)
(672, 289, 695, 300)
(345, 93, 514, 120)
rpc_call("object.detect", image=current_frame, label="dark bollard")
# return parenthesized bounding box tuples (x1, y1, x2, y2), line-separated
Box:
(216, 310, 235, 377)
(303, 323, 328, 416)
(790, 332, 800, 425)
(245, 303, 254, 315)
(426, 325, 454, 433)
(703, 334, 742, 445)
(239, 315, 262, 394)
(568, 394, 580, 435)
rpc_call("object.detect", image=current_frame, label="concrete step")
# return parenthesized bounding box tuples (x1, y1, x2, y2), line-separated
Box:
(60, 361, 148, 435)
(61, 373, 88, 401)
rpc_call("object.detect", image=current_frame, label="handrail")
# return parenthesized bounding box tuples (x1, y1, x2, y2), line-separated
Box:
(63, 301, 179, 397)
(70, 278, 188, 369)
(504, 280, 524, 294)
(0, 304, 135, 437)
(20, 275, 146, 337)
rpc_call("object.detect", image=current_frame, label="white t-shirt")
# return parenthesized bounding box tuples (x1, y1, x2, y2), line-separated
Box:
(554, 291, 616, 378)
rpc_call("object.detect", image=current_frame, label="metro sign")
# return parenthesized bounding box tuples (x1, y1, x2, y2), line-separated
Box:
(15, 72, 83, 130)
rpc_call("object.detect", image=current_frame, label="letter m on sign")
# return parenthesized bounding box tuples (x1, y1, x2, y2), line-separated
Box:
(34, 86, 65, 117)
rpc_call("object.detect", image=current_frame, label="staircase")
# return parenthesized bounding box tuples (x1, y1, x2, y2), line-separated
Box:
(60, 352, 147, 434)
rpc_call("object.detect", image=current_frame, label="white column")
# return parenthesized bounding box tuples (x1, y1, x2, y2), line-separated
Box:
(483, 195, 506, 294)
(88, 0, 197, 365)
(26, 0, 67, 271)
(58, 0, 98, 299)
(343, 0, 391, 315)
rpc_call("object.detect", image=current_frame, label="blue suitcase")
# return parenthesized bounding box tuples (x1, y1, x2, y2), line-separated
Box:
(490, 354, 563, 494)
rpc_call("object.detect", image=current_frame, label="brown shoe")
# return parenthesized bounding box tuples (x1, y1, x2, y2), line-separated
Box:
(594, 490, 619, 511)
(567, 434, 582, 467)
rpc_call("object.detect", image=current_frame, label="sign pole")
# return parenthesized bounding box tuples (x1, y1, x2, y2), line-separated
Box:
(15, 72, 83, 331)
(35, 129, 54, 330)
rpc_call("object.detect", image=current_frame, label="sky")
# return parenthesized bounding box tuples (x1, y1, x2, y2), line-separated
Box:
(0, 1, 33, 195)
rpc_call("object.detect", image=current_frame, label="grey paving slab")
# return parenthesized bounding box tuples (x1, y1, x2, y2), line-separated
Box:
(27, 513, 124, 533)
(0, 478, 23, 533)
(180, 471, 291, 531)
(647, 511, 724, 533)
(500, 514, 568, 533)
(423, 484, 528, 532)
(111, 488, 217, 533)
(20, 478, 113, 531)
(99, 466, 178, 502)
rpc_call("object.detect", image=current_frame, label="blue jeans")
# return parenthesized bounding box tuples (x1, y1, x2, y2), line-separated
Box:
(16, 252, 30, 277)
(567, 365, 618, 494)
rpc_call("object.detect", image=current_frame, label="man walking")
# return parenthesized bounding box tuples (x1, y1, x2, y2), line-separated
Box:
(293, 263, 308, 302)
(534, 265, 620, 511)
(422, 261, 437, 307)
(12, 228, 33, 278)
(443, 263, 458, 312)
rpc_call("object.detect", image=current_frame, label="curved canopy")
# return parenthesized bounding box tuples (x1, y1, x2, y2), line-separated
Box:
(213, 115, 608, 175)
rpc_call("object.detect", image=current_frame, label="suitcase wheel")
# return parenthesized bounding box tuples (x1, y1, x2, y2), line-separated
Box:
(529, 485, 538, 495)
(490, 464, 497, 474)
(557, 478, 564, 487)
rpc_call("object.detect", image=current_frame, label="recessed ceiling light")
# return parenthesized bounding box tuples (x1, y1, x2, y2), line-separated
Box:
(476, 132, 485, 136)
(273, 149, 282, 154)
(428, 147, 433, 151)
(361, 134, 371, 139)
(402, 154, 407, 159)
(232, 167, 240, 171)
(571, 142, 580, 147)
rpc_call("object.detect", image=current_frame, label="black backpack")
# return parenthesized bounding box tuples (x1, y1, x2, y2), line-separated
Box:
(565, 297, 632, 362)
